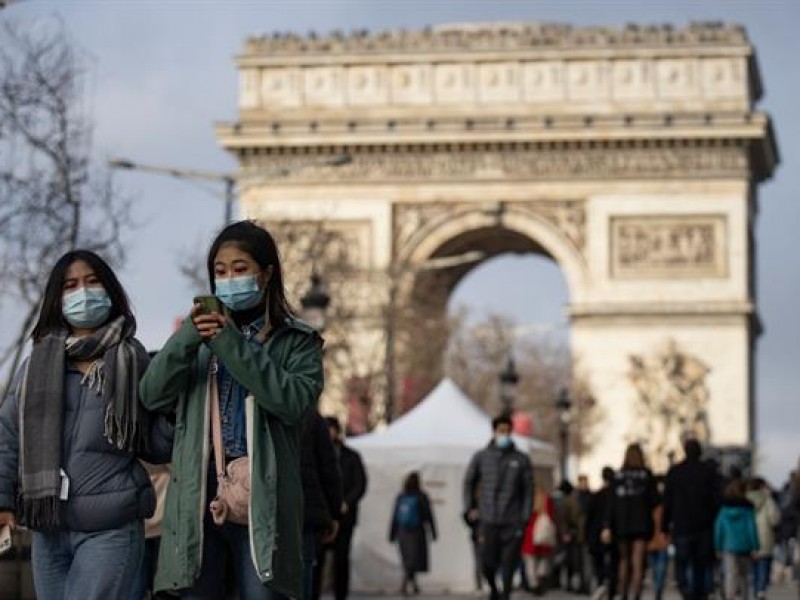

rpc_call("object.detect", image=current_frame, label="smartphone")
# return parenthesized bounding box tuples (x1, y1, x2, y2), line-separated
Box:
(193, 295, 222, 315)
(0, 524, 11, 557)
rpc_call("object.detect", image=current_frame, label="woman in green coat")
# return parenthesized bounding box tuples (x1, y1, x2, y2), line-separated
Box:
(140, 221, 324, 599)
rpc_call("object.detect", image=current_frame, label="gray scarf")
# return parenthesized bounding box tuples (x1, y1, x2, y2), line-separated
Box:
(18, 315, 149, 529)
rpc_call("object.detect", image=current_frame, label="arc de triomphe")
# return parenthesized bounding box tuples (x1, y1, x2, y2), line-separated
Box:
(216, 23, 777, 475)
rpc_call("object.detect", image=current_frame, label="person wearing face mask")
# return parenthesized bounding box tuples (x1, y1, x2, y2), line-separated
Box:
(0, 250, 173, 600)
(140, 220, 324, 600)
(463, 414, 534, 600)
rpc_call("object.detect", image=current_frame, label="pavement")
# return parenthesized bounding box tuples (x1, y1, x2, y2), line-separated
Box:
(331, 581, 799, 599)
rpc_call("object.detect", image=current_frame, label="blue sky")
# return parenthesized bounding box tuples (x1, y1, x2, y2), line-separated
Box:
(1, 0, 797, 484)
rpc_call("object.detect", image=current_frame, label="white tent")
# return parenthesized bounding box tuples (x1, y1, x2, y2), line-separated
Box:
(348, 378, 557, 594)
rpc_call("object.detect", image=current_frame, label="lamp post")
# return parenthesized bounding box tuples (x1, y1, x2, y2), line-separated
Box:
(555, 387, 573, 481)
(108, 153, 352, 225)
(300, 272, 331, 332)
(498, 355, 520, 415)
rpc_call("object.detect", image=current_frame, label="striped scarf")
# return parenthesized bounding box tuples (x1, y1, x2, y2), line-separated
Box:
(18, 315, 149, 529)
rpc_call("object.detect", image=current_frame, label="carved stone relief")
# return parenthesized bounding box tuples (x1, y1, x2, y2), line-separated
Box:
(393, 199, 586, 261)
(245, 145, 749, 183)
(628, 340, 711, 473)
(509, 200, 586, 252)
(611, 215, 727, 278)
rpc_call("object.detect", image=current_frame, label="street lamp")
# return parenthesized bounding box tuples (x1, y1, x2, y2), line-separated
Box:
(498, 355, 520, 413)
(108, 153, 352, 225)
(300, 272, 331, 332)
(555, 387, 573, 481)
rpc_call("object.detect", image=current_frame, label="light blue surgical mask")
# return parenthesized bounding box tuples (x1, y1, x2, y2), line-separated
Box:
(215, 275, 264, 311)
(495, 434, 512, 449)
(62, 287, 112, 329)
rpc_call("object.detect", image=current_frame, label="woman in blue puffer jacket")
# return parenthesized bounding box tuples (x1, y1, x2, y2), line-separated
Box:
(714, 479, 759, 600)
(0, 250, 172, 600)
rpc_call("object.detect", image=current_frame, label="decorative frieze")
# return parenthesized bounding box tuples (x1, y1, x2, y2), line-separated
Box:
(243, 144, 749, 183)
(611, 215, 727, 278)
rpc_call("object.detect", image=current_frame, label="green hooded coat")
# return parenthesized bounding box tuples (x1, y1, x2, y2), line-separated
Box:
(139, 318, 323, 599)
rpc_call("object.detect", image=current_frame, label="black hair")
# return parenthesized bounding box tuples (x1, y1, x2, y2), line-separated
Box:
(558, 480, 574, 495)
(403, 471, 421, 494)
(683, 438, 702, 461)
(206, 220, 295, 325)
(31, 250, 133, 341)
(325, 416, 341, 433)
(601, 466, 615, 484)
(491, 414, 512, 431)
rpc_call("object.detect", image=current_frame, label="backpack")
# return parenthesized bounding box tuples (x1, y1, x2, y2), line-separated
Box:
(395, 494, 421, 529)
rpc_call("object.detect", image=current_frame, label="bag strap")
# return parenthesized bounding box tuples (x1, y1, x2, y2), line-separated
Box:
(209, 357, 226, 480)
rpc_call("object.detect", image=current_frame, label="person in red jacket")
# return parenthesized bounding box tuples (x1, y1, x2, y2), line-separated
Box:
(523, 489, 558, 595)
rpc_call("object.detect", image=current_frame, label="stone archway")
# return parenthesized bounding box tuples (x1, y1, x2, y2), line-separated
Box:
(217, 22, 778, 475)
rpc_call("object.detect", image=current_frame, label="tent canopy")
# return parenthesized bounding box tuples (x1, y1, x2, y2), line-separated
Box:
(347, 378, 556, 593)
(352, 378, 556, 465)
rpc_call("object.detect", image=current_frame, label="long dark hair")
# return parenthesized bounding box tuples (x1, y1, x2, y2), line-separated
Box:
(206, 220, 295, 326)
(31, 250, 134, 341)
(622, 443, 646, 470)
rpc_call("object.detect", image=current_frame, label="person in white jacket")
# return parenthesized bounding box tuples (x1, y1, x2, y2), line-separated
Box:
(746, 477, 780, 600)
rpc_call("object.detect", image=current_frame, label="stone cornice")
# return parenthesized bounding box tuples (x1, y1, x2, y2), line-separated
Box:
(219, 112, 772, 146)
(568, 300, 755, 319)
(241, 22, 749, 60)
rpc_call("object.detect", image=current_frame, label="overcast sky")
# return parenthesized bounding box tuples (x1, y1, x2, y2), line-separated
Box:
(1, 0, 797, 485)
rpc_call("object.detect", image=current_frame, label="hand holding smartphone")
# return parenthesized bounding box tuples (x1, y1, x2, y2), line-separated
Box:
(193, 295, 222, 315)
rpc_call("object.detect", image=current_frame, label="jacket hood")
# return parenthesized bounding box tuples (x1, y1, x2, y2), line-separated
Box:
(721, 498, 754, 513)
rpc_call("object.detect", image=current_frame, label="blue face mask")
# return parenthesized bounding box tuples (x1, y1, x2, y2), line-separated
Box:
(215, 275, 264, 312)
(495, 435, 512, 449)
(62, 287, 112, 329)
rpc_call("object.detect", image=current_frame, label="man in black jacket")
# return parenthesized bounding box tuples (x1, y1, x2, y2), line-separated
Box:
(300, 410, 343, 600)
(586, 467, 618, 599)
(662, 438, 721, 600)
(312, 417, 368, 600)
(463, 414, 533, 600)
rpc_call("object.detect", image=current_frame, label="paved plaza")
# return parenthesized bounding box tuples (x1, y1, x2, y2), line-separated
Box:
(337, 582, 799, 599)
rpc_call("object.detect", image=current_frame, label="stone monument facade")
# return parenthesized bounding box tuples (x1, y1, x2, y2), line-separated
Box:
(216, 23, 778, 477)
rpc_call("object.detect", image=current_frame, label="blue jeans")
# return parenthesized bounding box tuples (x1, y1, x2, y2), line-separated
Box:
(180, 517, 276, 600)
(753, 556, 771, 595)
(130, 537, 160, 600)
(649, 549, 668, 596)
(32, 520, 144, 600)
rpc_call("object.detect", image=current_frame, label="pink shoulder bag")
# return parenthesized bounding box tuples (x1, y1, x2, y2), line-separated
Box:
(208, 358, 251, 526)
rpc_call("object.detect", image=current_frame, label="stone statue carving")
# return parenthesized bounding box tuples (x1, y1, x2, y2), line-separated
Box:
(628, 340, 711, 471)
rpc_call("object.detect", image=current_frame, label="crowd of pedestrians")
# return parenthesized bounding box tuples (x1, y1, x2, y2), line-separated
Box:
(461, 428, 800, 600)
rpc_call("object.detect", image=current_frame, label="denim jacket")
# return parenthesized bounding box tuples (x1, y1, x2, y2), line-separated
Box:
(217, 316, 266, 458)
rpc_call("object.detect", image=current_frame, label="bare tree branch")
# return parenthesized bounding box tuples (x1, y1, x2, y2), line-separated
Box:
(0, 18, 136, 395)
